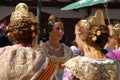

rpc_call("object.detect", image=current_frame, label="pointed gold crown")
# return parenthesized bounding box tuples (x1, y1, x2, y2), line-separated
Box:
(89, 9, 105, 26)
(10, 3, 38, 23)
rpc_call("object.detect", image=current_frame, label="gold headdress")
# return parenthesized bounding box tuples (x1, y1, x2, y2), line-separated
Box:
(95, 10, 105, 26)
(89, 10, 105, 26)
(48, 15, 58, 25)
(48, 15, 56, 21)
(88, 10, 106, 42)
(10, 3, 38, 23)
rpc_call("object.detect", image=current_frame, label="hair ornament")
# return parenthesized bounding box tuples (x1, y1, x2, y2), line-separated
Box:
(48, 15, 56, 21)
(89, 9, 106, 42)
(92, 36, 97, 41)
(95, 9, 105, 26)
(10, 3, 38, 23)
(48, 20, 53, 25)
(96, 30, 101, 36)
(89, 9, 105, 26)
(89, 16, 97, 26)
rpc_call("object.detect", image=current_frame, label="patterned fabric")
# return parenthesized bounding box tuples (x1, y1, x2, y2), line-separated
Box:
(63, 56, 119, 80)
(62, 68, 74, 80)
(43, 42, 73, 80)
(0, 45, 56, 80)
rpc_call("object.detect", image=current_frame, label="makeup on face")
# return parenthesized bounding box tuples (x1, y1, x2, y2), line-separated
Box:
(53, 22, 64, 34)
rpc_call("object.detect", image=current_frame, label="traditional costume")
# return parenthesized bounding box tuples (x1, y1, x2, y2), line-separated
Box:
(0, 3, 56, 80)
(0, 45, 56, 80)
(113, 23, 120, 50)
(63, 56, 119, 80)
(43, 42, 72, 80)
(62, 10, 119, 80)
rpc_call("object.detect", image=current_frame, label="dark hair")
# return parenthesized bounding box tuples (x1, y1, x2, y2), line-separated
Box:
(46, 17, 61, 33)
(45, 15, 62, 39)
(87, 25, 110, 48)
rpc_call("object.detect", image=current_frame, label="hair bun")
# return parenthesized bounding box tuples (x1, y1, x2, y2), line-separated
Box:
(48, 15, 57, 21)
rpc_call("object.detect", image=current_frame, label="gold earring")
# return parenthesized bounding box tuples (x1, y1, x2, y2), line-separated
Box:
(78, 31, 81, 35)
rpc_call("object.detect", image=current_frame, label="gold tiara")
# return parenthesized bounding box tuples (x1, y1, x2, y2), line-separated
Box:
(10, 3, 38, 23)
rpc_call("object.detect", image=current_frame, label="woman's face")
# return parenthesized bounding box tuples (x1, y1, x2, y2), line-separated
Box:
(50, 21, 64, 41)
(108, 25, 117, 49)
(108, 36, 117, 49)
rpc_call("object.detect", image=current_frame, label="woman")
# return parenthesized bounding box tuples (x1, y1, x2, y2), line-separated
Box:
(74, 18, 109, 58)
(113, 23, 120, 50)
(104, 24, 117, 53)
(0, 3, 56, 80)
(43, 15, 73, 80)
(106, 23, 120, 61)
(62, 10, 119, 80)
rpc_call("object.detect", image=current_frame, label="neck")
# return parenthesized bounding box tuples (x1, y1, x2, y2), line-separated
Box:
(105, 43, 115, 50)
(49, 39, 60, 48)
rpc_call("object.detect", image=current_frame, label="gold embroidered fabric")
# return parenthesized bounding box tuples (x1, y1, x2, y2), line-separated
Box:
(63, 56, 119, 80)
(0, 45, 46, 80)
(43, 42, 72, 80)
(10, 3, 38, 23)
